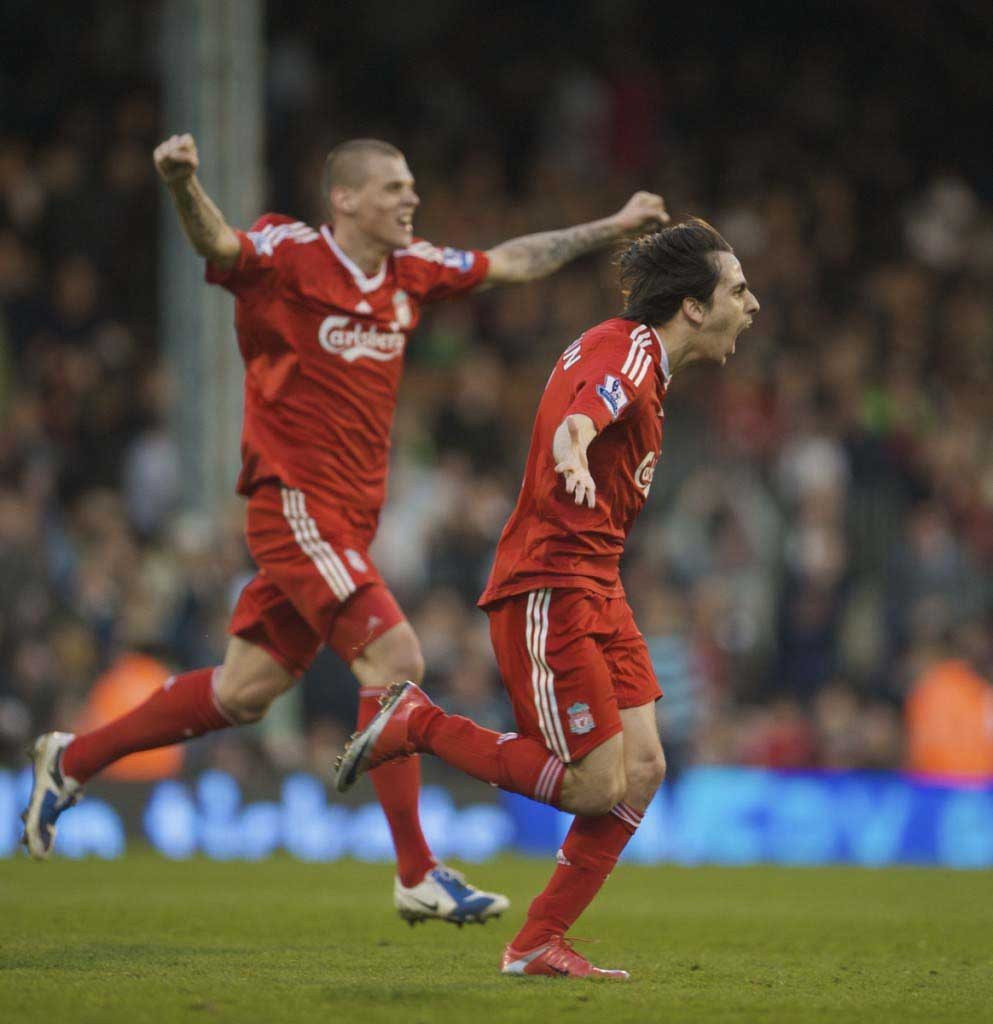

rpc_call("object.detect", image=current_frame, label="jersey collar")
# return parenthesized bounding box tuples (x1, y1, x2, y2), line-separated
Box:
(320, 225, 387, 294)
(649, 326, 671, 383)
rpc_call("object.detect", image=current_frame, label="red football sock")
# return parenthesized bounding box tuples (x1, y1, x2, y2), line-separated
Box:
(410, 704, 564, 805)
(61, 667, 233, 784)
(357, 690, 436, 888)
(511, 802, 644, 951)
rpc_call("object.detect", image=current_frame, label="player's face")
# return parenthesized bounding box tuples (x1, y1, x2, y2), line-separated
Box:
(699, 252, 759, 364)
(350, 154, 420, 249)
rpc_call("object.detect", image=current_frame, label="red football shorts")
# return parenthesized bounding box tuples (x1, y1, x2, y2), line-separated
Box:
(228, 483, 405, 675)
(486, 587, 661, 763)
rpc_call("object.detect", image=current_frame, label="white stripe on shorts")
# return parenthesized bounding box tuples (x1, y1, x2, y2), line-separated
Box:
(525, 589, 570, 762)
(281, 488, 356, 601)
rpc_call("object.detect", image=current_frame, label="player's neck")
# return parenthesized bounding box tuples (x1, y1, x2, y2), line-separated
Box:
(654, 321, 696, 376)
(326, 222, 390, 277)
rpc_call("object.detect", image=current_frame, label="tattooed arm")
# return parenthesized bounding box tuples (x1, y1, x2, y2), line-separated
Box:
(154, 134, 241, 269)
(482, 191, 669, 287)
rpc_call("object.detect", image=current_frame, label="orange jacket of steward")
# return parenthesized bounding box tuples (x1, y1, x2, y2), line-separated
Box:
(904, 658, 993, 780)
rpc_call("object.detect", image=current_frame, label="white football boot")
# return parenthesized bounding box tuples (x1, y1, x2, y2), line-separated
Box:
(394, 864, 510, 926)
(21, 732, 82, 860)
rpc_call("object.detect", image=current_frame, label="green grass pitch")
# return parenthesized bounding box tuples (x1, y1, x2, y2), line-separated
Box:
(1, 853, 990, 1023)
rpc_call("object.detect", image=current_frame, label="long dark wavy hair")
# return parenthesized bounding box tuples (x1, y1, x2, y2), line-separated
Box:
(620, 218, 733, 326)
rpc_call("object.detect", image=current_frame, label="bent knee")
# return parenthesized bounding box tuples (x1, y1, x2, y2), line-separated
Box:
(639, 750, 667, 790)
(215, 684, 274, 725)
(354, 630, 425, 687)
(626, 750, 667, 805)
(390, 649, 425, 685)
(223, 702, 267, 725)
(362, 652, 424, 689)
(214, 658, 293, 725)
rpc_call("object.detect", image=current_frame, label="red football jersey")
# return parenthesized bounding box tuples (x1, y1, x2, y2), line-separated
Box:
(479, 317, 670, 606)
(206, 215, 489, 532)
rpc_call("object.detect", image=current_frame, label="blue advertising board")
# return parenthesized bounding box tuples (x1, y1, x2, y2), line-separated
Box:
(3, 765, 992, 867)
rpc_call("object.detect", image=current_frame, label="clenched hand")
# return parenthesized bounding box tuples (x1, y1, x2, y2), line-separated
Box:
(154, 134, 199, 184)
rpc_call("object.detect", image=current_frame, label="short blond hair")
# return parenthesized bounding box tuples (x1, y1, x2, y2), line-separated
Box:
(321, 138, 403, 202)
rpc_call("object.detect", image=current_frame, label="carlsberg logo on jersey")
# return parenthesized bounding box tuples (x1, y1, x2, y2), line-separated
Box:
(635, 451, 659, 497)
(318, 316, 406, 362)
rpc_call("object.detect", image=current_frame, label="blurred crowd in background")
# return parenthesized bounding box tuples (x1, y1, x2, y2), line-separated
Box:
(2, 1, 992, 788)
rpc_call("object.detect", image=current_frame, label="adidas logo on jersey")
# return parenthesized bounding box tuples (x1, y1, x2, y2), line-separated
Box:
(318, 316, 406, 362)
(248, 221, 319, 256)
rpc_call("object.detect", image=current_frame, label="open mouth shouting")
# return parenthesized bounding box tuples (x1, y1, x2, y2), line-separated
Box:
(730, 319, 753, 355)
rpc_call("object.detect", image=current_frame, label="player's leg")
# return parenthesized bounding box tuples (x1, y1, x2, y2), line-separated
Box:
(21, 626, 297, 859)
(508, 701, 665, 955)
(23, 555, 320, 861)
(346, 615, 433, 888)
(504, 601, 665, 977)
(336, 589, 629, 815)
(210, 635, 298, 721)
(334, 588, 509, 924)
(246, 484, 493, 921)
(61, 568, 311, 783)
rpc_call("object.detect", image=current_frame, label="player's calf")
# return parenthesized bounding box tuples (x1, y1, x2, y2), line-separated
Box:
(335, 682, 642, 817)
(334, 682, 568, 807)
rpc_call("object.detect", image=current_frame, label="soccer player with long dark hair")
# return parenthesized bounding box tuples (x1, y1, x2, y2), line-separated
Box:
(337, 219, 759, 976)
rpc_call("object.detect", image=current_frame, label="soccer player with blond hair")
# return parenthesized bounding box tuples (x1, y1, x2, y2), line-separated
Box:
(23, 132, 668, 927)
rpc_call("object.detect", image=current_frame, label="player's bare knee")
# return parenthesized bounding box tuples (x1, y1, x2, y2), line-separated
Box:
(393, 647, 425, 685)
(386, 630, 424, 684)
(223, 698, 269, 725)
(625, 749, 667, 807)
(215, 676, 276, 724)
(215, 642, 294, 725)
(352, 625, 424, 688)
(655, 747, 667, 786)
(359, 650, 424, 689)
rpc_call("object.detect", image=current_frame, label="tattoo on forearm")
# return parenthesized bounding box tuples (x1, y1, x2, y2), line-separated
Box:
(171, 178, 230, 256)
(492, 219, 619, 280)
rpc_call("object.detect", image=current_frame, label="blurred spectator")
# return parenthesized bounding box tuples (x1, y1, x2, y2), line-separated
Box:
(904, 640, 993, 779)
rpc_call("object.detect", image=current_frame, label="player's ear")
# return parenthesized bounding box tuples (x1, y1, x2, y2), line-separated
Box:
(682, 296, 706, 327)
(330, 186, 358, 217)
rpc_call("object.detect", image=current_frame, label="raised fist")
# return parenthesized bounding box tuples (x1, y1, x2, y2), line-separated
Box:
(613, 191, 670, 234)
(154, 133, 199, 184)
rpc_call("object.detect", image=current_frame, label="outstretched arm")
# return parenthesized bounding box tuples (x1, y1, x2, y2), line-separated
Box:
(553, 414, 599, 509)
(154, 134, 241, 269)
(483, 191, 669, 287)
